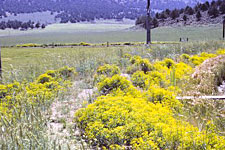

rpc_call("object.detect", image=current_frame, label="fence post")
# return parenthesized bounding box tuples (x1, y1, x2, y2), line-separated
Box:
(0, 42, 2, 82)
(223, 19, 225, 40)
(146, 0, 151, 44)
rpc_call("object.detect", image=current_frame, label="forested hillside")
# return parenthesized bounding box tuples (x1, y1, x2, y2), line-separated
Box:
(0, 0, 212, 24)
(136, 0, 225, 28)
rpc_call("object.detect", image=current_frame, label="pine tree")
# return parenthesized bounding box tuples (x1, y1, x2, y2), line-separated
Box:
(208, 6, 219, 18)
(152, 18, 158, 28)
(196, 11, 202, 21)
(170, 9, 180, 20)
(200, 3, 209, 11)
(183, 15, 188, 22)
(219, 2, 225, 14)
(35, 22, 40, 28)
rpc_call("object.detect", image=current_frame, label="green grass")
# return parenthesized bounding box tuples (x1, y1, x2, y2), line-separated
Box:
(1, 40, 225, 149)
(2, 40, 225, 83)
(0, 24, 224, 46)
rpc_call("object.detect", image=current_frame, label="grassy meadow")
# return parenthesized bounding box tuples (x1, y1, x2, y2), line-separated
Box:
(0, 23, 225, 149)
(0, 23, 223, 46)
(2, 40, 225, 83)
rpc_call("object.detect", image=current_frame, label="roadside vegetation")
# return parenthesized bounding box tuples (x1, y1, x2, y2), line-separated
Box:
(0, 41, 225, 149)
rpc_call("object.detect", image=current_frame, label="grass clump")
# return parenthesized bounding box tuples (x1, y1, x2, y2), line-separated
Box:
(0, 66, 76, 148)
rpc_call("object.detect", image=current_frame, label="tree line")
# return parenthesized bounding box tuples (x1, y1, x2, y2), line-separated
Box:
(0, 0, 146, 23)
(136, 0, 225, 28)
(0, 20, 46, 30)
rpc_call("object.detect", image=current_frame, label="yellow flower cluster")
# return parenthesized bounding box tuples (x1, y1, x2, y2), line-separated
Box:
(0, 66, 75, 119)
(75, 50, 225, 149)
(94, 64, 121, 84)
(128, 56, 193, 91)
(127, 56, 153, 74)
(180, 52, 217, 66)
(75, 96, 225, 149)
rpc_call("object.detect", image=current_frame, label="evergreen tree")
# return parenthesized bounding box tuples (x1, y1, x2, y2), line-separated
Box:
(200, 3, 209, 11)
(183, 15, 188, 22)
(160, 13, 167, 20)
(41, 24, 46, 29)
(186, 7, 194, 15)
(208, 6, 219, 18)
(170, 9, 180, 20)
(35, 22, 40, 28)
(196, 11, 202, 21)
(152, 18, 158, 28)
(219, 2, 225, 14)
(155, 13, 160, 19)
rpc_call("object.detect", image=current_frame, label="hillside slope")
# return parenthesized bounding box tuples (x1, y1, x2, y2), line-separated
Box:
(0, 0, 212, 23)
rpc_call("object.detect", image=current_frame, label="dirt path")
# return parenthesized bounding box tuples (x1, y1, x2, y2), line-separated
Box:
(47, 81, 95, 149)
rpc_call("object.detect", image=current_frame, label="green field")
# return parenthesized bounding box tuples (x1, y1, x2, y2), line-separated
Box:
(1, 40, 225, 149)
(0, 23, 224, 46)
(2, 40, 225, 82)
(1, 21, 225, 149)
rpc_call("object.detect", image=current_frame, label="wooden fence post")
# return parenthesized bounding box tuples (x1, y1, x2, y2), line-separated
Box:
(0, 42, 2, 82)
(223, 19, 225, 40)
(146, 0, 151, 44)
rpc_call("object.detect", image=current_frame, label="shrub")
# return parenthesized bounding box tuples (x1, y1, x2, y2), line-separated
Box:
(190, 53, 216, 66)
(163, 58, 175, 69)
(175, 62, 193, 81)
(97, 64, 120, 77)
(129, 55, 142, 64)
(75, 96, 225, 149)
(46, 70, 57, 78)
(0, 66, 75, 119)
(131, 71, 148, 89)
(144, 86, 181, 110)
(216, 49, 225, 55)
(146, 71, 169, 89)
(37, 74, 53, 84)
(94, 64, 121, 84)
(139, 59, 153, 73)
(0, 85, 7, 98)
(58, 66, 76, 79)
(180, 53, 190, 62)
(79, 42, 91, 46)
(127, 56, 153, 74)
(97, 75, 135, 96)
(124, 53, 132, 59)
(190, 55, 206, 66)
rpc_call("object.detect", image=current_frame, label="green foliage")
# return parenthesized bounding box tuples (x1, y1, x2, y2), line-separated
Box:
(144, 86, 181, 110)
(58, 66, 76, 79)
(97, 75, 134, 96)
(163, 58, 175, 69)
(97, 64, 120, 77)
(131, 71, 148, 89)
(0, 67, 76, 148)
(79, 42, 91, 46)
(75, 96, 225, 149)
(94, 64, 121, 85)
(37, 74, 53, 84)
(127, 56, 153, 74)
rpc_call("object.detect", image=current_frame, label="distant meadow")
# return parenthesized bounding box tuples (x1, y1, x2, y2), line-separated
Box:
(0, 21, 223, 46)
